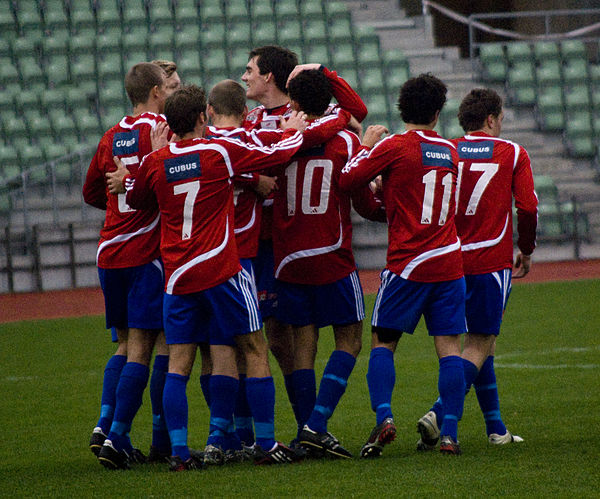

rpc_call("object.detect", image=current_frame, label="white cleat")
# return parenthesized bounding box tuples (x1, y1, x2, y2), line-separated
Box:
(489, 431, 524, 444)
(416, 411, 440, 450)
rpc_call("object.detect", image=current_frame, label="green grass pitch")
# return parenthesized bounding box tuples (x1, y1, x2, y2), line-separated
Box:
(1, 280, 599, 497)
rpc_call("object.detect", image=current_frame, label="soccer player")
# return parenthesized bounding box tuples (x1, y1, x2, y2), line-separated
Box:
(241, 45, 368, 431)
(339, 73, 467, 456)
(112, 84, 310, 470)
(416, 88, 538, 450)
(272, 69, 386, 459)
(83, 62, 172, 468)
(152, 59, 182, 97)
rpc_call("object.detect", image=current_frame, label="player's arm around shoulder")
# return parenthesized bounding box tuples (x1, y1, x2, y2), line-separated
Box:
(82, 142, 110, 210)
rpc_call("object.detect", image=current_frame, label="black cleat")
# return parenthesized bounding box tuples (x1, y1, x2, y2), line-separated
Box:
(168, 453, 204, 471)
(89, 427, 107, 457)
(253, 442, 306, 465)
(203, 444, 225, 466)
(298, 426, 352, 459)
(98, 439, 131, 470)
(360, 418, 397, 458)
(129, 447, 148, 464)
(147, 445, 171, 463)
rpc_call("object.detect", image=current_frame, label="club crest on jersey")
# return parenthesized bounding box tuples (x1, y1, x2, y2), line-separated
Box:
(112, 130, 139, 155)
(164, 154, 201, 182)
(421, 143, 454, 168)
(457, 140, 494, 159)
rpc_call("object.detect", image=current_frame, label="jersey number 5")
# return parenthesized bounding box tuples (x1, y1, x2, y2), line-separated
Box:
(285, 159, 333, 216)
(174, 180, 200, 240)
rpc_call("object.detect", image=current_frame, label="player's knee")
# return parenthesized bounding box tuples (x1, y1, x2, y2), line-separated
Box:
(372, 326, 402, 344)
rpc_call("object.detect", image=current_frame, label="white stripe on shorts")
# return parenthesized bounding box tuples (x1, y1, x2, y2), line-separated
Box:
(372, 269, 394, 326)
(239, 268, 261, 332)
(349, 270, 365, 320)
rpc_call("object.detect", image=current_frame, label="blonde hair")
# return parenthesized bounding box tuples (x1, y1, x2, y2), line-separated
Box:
(152, 59, 177, 78)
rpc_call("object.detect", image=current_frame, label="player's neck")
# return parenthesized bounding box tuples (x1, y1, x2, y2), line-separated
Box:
(211, 115, 243, 129)
(405, 123, 435, 131)
(131, 102, 160, 117)
(260, 90, 289, 111)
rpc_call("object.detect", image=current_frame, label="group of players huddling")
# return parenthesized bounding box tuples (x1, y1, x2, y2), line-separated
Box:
(82, 44, 538, 471)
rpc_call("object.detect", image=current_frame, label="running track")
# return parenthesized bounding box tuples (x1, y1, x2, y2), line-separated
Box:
(1, 260, 599, 324)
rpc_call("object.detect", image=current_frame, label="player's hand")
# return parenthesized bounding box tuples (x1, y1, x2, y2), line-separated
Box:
(105, 156, 128, 194)
(513, 252, 531, 278)
(362, 125, 389, 148)
(151, 121, 170, 150)
(254, 175, 278, 198)
(281, 110, 307, 132)
(369, 175, 383, 194)
(286, 63, 321, 87)
(347, 115, 363, 139)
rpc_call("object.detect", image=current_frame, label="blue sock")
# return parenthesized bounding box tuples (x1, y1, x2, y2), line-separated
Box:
(107, 362, 149, 453)
(462, 357, 479, 392)
(474, 356, 507, 436)
(234, 374, 254, 445)
(284, 373, 298, 424)
(366, 347, 395, 425)
(207, 375, 238, 449)
(291, 369, 316, 436)
(200, 374, 211, 408)
(163, 373, 190, 461)
(246, 376, 276, 450)
(306, 350, 356, 433)
(438, 355, 466, 441)
(430, 396, 444, 424)
(150, 355, 170, 453)
(97, 354, 126, 434)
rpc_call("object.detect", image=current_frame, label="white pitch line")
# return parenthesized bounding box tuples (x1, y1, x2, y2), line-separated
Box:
(496, 345, 600, 360)
(496, 363, 599, 369)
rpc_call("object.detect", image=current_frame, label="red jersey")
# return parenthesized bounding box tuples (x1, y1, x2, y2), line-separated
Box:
(83, 112, 164, 268)
(123, 129, 304, 295)
(453, 132, 538, 274)
(273, 128, 386, 285)
(340, 129, 463, 282)
(243, 66, 368, 240)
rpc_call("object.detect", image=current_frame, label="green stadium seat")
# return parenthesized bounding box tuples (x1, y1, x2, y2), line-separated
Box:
(506, 42, 533, 65)
(123, 26, 149, 53)
(480, 60, 507, 83)
(203, 49, 228, 76)
(354, 25, 380, 48)
(66, 84, 98, 113)
(331, 43, 356, 72)
(177, 52, 202, 81)
(43, 0, 69, 32)
(74, 111, 102, 137)
(338, 68, 358, 90)
(302, 20, 328, 45)
(96, 32, 122, 57)
(0, 144, 20, 182)
(382, 50, 409, 72)
(506, 62, 536, 106)
(561, 40, 586, 60)
(98, 80, 126, 109)
(385, 65, 410, 92)
(328, 18, 353, 45)
(0, 8, 16, 39)
(174, 3, 199, 30)
(592, 88, 600, 112)
(174, 25, 201, 52)
(565, 111, 593, 137)
(11, 36, 40, 61)
(15, 0, 44, 36)
(0, 59, 21, 86)
(538, 108, 566, 132)
(253, 23, 277, 48)
(275, 0, 300, 21)
(479, 43, 505, 65)
(0, 38, 10, 59)
(122, 2, 148, 28)
(2, 110, 28, 143)
(357, 44, 382, 67)
(536, 86, 565, 131)
(69, 32, 96, 57)
(562, 58, 589, 87)
(277, 21, 303, 46)
(537, 202, 564, 239)
(359, 68, 385, 95)
(533, 41, 560, 63)
(560, 201, 590, 239)
(300, 1, 323, 22)
(324, 1, 352, 23)
(148, 3, 174, 29)
(25, 110, 54, 141)
(42, 142, 69, 164)
(440, 98, 460, 122)
(0, 87, 16, 112)
(18, 57, 45, 85)
(251, 0, 274, 24)
(564, 85, 591, 113)
(199, 1, 225, 25)
(200, 23, 226, 49)
(40, 87, 67, 112)
(226, 2, 249, 24)
(41, 30, 70, 57)
(70, 2, 96, 33)
(14, 89, 40, 113)
(18, 144, 47, 183)
(45, 54, 71, 87)
(304, 44, 331, 67)
(70, 55, 97, 83)
(566, 136, 597, 158)
(229, 52, 250, 77)
(96, 0, 122, 31)
(590, 64, 600, 89)
(442, 120, 464, 140)
(227, 22, 252, 49)
(536, 60, 562, 88)
(149, 29, 174, 54)
(364, 94, 390, 123)
(100, 107, 127, 131)
(532, 174, 559, 202)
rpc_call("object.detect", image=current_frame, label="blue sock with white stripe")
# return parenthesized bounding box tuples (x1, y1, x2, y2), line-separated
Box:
(474, 356, 507, 436)
(366, 347, 395, 425)
(306, 350, 356, 433)
(199, 374, 211, 408)
(438, 355, 466, 441)
(234, 374, 254, 445)
(107, 362, 149, 453)
(292, 369, 316, 436)
(97, 354, 126, 434)
(207, 375, 239, 449)
(150, 355, 170, 453)
(163, 373, 190, 461)
(246, 376, 276, 450)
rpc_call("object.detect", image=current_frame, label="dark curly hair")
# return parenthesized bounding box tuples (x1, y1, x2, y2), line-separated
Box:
(458, 88, 503, 133)
(397, 73, 447, 125)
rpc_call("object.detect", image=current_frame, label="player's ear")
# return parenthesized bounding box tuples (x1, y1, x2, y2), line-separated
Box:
(241, 105, 248, 121)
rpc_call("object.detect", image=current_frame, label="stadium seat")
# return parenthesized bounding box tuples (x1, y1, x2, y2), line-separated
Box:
(533, 41, 560, 63)
(442, 120, 464, 140)
(300, 1, 323, 22)
(338, 67, 359, 89)
(382, 50, 410, 73)
(177, 52, 202, 81)
(123, 26, 149, 53)
(15, 0, 44, 37)
(225, 2, 249, 24)
(174, 24, 201, 52)
(536, 86, 565, 131)
(199, 1, 225, 26)
(98, 80, 126, 110)
(537, 202, 564, 239)
(148, 29, 175, 54)
(0, 144, 20, 182)
(18, 57, 45, 86)
(536, 60, 562, 88)
(11, 36, 40, 61)
(227, 21, 252, 49)
(0, 8, 16, 39)
(122, 2, 148, 28)
(440, 98, 460, 123)
(506, 62, 536, 106)
(0, 58, 20, 86)
(41, 31, 70, 57)
(561, 39, 586, 60)
(302, 20, 328, 46)
(43, 0, 69, 32)
(304, 44, 331, 67)
(203, 48, 228, 76)
(74, 110, 102, 137)
(357, 44, 382, 68)
(66, 83, 98, 113)
(40, 87, 67, 112)
(100, 107, 127, 131)
(385, 65, 410, 92)
(364, 94, 390, 124)
(505, 42, 533, 65)
(97, 52, 124, 83)
(480, 60, 507, 83)
(328, 18, 353, 45)
(42, 142, 70, 164)
(253, 23, 277, 48)
(331, 43, 356, 72)
(174, 3, 199, 30)
(229, 52, 250, 77)
(69, 32, 96, 57)
(18, 144, 47, 182)
(70, 55, 97, 83)
(562, 58, 589, 87)
(45, 54, 71, 87)
(564, 85, 591, 113)
(561, 201, 590, 239)
(533, 174, 559, 203)
(15, 89, 40, 113)
(251, 0, 274, 24)
(359, 68, 386, 95)
(148, 2, 174, 30)
(25, 110, 54, 142)
(274, 0, 300, 21)
(354, 25, 380, 48)
(0, 87, 16, 112)
(1, 110, 28, 141)
(96, 0, 122, 32)
(200, 23, 226, 49)
(324, 1, 352, 23)
(277, 21, 303, 46)
(0, 38, 10, 60)
(95, 31, 122, 57)
(589, 64, 600, 89)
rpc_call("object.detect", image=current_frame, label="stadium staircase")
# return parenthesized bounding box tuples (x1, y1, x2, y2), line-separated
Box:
(0, 0, 599, 293)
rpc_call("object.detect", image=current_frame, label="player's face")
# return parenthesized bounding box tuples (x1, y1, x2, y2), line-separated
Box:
(164, 71, 182, 97)
(155, 76, 169, 114)
(242, 56, 268, 101)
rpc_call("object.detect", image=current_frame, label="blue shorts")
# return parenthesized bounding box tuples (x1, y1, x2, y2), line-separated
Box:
(465, 269, 512, 336)
(163, 268, 262, 345)
(98, 259, 164, 330)
(371, 269, 466, 336)
(275, 270, 365, 328)
(253, 239, 277, 319)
